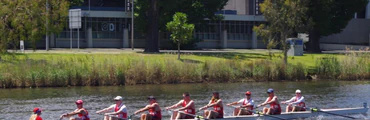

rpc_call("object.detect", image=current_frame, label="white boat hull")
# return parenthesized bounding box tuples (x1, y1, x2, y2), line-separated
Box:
(179, 107, 368, 120)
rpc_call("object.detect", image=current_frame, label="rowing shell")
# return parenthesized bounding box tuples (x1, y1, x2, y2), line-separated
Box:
(179, 106, 368, 120)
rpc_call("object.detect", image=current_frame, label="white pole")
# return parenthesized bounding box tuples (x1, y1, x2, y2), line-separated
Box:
(78, 28, 80, 49)
(70, 29, 72, 49)
(131, 0, 134, 50)
(45, 0, 49, 51)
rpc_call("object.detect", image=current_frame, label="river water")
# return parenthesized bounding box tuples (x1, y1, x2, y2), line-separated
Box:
(0, 81, 369, 120)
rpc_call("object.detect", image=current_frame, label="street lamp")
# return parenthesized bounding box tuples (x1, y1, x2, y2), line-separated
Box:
(131, 0, 134, 50)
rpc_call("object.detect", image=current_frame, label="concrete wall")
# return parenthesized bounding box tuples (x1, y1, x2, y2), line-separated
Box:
(320, 43, 370, 51)
(320, 19, 370, 45)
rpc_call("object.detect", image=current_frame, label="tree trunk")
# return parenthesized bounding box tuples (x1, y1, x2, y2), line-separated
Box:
(307, 27, 321, 53)
(144, 0, 160, 53)
(177, 42, 180, 60)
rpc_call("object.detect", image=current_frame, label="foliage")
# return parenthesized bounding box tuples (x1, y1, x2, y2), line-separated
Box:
(68, 0, 84, 6)
(253, 0, 309, 64)
(0, 50, 369, 88)
(166, 12, 195, 59)
(135, 0, 228, 52)
(0, 0, 69, 51)
(306, 0, 369, 53)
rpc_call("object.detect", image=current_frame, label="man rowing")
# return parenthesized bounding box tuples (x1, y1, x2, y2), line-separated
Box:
(199, 92, 224, 119)
(60, 100, 90, 120)
(29, 107, 43, 120)
(165, 92, 195, 119)
(134, 96, 162, 120)
(226, 91, 254, 116)
(96, 96, 128, 120)
(257, 88, 282, 115)
(281, 89, 306, 112)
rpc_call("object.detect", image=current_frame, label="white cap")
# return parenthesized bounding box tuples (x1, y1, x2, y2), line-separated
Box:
(114, 96, 123, 101)
(295, 89, 301, 93)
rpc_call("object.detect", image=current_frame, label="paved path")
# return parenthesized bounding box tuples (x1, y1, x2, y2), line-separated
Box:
(7, 48, 370, 54)
(8, 48, 282, 54)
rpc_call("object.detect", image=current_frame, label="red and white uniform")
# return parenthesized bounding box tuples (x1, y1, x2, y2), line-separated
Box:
(182, 100, 195, 115)
(104, 103, 128, 118)
(212, 99, 223, 118)
(238, 98, 254, 110)
(286, 96, 306, 110)
(75, 108, 90, 120)
(149, 107, 162, 120)
(268, 97, 281, 114)
(35, 116, 42, 120)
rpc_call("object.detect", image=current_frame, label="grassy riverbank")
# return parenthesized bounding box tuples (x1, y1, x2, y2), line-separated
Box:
(0, 50, 369, 88)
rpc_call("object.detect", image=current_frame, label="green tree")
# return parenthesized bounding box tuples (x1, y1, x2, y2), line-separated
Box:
(253, 0, 309, 64)
(135, 0, 228, 52)
(166, 12, 195, 60)
(68, 0, 84, 6)
(0, 0, 69, 51)
(306, 0, 368, 53)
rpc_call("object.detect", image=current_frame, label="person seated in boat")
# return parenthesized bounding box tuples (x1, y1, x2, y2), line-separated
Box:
(281, 89, 306, 112)
(60, 100, 90, 120)
(134, 96, 162, 120)
(226, 91, 254, 116)
(257, 88, 282, 115)
(199, 92, 224, 119)
(165, 92, 195, 119)
(29, 107, 43, 120)
(96, 96, 128, 120)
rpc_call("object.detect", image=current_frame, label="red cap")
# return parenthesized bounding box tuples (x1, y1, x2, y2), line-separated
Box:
(33, 107, 42, 113)
(245, 91, 251, 95)
(75, 100, 83, 104)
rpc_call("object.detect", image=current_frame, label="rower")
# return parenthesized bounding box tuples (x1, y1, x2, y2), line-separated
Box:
(226, 91, 254, 116)
(96, 96, 128, 120)
(257, 88, 282, 115)
(60, 100, 90, 120)
(29, 107, 43, 120)
(199, 92, 224, 119)
(281, 89, 306, 112)
(165, 92, 195, 119)
(134, 96, 162, 120)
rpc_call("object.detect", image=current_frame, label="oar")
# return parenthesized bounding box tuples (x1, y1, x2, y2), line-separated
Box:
(98, 113, 128, 120)
(171, 109, 205, 119)
(228, 105, 260, 115)
(255, 111, 287, 120)
(310, 108, 357, 119)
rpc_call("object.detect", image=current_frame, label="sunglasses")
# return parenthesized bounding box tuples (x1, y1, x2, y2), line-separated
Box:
(245, 94, 251, 96)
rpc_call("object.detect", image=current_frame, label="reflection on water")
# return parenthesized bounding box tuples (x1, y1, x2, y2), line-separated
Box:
(0, 81, 369, 119)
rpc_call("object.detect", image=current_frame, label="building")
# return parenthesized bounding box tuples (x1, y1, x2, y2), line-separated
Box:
(35, 0, 266, 49)
(38, 0, 370, 50)
(319, 1, 370, 50)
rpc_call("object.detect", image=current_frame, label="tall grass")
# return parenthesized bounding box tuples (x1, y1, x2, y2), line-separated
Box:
(1, 49, 369, 88)
(0, 53, 310, 88)
(315, 48, 370, 80)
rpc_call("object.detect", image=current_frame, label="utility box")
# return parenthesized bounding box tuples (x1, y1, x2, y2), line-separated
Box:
(20, 40, 24, 52)
(286, 38, 304, 56)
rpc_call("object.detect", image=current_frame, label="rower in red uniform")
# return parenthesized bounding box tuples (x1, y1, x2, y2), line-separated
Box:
(257, 88, 281, 115)
(166, 92, 195, 119)
(226, 91, 255, 116)
(29, 107, 43, 120)
(281, 89, 306, 112)
(134, 96, 162, 120)
(96, 96, 128, 120)
(60, 100, 90, 120)
(199, 92, 224, 119)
